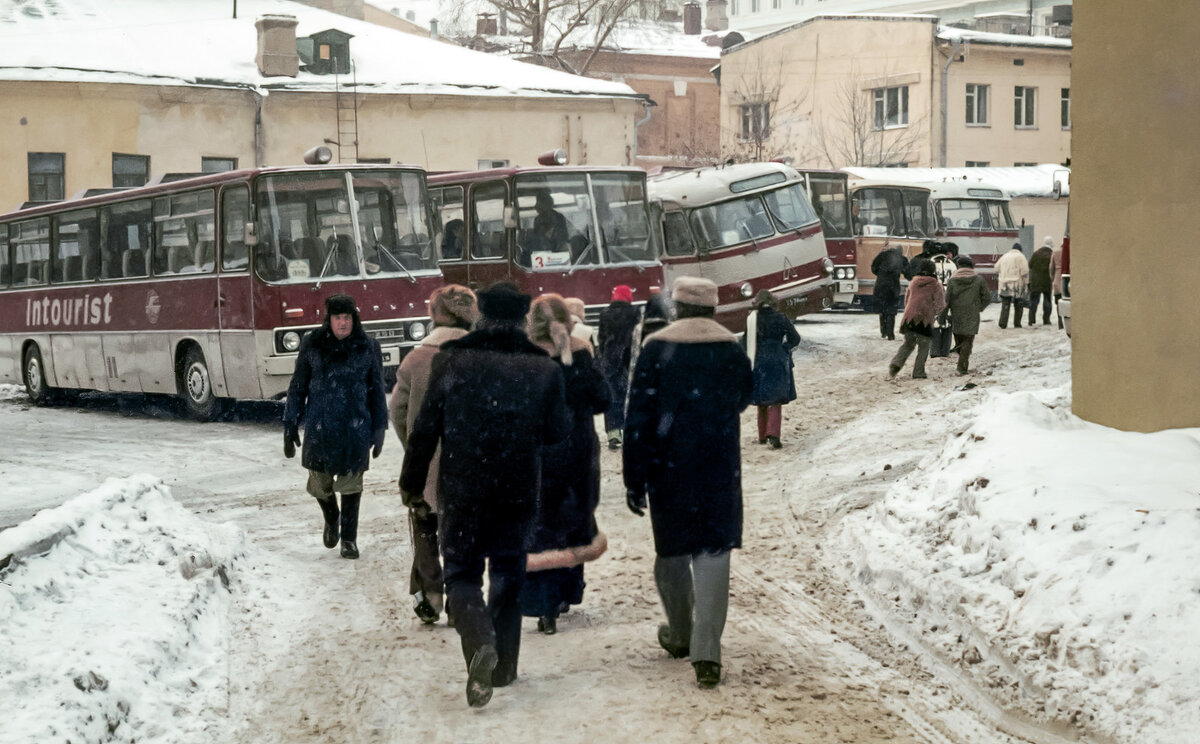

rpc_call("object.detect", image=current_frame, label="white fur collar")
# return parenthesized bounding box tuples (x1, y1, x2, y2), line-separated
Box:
(420, 326, 469, 347)
(645, 317, 738, 345)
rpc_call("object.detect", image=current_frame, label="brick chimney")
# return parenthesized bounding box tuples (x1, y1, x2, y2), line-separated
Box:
(256, 15, 299, 77)
(684, 2, 702, 34)
(705, 0, 729, 31)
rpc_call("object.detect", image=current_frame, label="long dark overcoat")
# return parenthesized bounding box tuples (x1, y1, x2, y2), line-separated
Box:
(871, 248, 907, 306)
(284, 325, 387, 476)
(532, 342, 610, 551)
(745, 305, 800, 406)
(1028, 246, 1054, 294)
(597, 300, 640, 427)
(400, 327, 571, 563)
(623, 317, 753, 558)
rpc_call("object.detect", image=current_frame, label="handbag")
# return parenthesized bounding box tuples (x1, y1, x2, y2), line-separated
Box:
(929, 324, 953, 358)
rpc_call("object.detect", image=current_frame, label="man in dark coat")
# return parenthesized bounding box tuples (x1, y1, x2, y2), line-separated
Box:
(1027, 236, 1055, 326)
(283, 293, 388, 560)
(624, 276, 753, 690)
(870, 245, 907, 340)
(597, 284, 640, 449)
(400, 281, 571, 708)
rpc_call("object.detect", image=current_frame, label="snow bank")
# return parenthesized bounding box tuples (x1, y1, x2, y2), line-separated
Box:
(0, 475, 245, 743)
(842, 385, 1200, 743)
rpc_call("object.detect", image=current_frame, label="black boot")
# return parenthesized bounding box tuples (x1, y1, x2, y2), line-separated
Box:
(316, 497, 339, 549)
(340, 493, 361, 559)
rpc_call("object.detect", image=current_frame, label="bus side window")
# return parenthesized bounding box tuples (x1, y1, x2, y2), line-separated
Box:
(220, 186, 250, 271)
(471, 182, 508, 260)
(0, 225, 9, 286)
(663, 211, 696, 257)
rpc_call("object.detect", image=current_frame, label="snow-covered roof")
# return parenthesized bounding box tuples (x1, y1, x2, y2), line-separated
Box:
(563, 19, 725, 60)
(842, 164, 1070, 198)
(0, 0, 641, 101)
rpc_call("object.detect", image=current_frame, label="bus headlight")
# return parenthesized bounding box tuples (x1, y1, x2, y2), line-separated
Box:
(740, 282, 754, 298)
(408, 321, 428, 341)
(821, 257, 834, 277)
(281, 331, 301, 352)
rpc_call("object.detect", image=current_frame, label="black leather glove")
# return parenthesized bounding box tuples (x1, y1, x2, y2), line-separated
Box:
(283, 424, 301, 459)
(401, 489, 432, 520)
(372, 429, 386, 458)
(626, 488, 647, 517)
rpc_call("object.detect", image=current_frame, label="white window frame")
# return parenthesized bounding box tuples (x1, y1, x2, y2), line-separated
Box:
(966, 83, 989, 126)
(873, 86, 909, 130)
(1014, 86, 1037, 129)
(739, 102, 771, 140)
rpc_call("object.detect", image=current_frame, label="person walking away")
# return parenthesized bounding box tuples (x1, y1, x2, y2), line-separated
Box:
(995, 242, 1030, 329)
(400, 282, 571, 708)
(624, 276, 753, 689)
(283, 293, 388, 559)
(942, 256, 991, 375)
(597, 284, 640, 449)
(390, 284, 478, 625)
(887, 258, 947, 380)
(520, 294, 610, 635)
(743, 290, 800, 449)
(870, 245, 906, 340)
(1028, 236, 1055, 327)
(1048, 238, 1065, 329)
(564, 297, 596, 352)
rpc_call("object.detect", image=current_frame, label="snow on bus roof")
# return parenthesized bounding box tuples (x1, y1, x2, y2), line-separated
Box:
(842, 164, 1069, 198)
(0, 0, 640, 101)
(648, 162, 801, 206)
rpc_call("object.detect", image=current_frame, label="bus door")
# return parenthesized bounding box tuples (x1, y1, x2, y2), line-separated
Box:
(217, 185, 258, 398)
(463, 181, 512, 290)
(657, 205, 700, 289)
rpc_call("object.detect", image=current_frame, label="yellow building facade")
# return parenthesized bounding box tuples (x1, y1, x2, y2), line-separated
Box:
(717, 16, 1071, 169)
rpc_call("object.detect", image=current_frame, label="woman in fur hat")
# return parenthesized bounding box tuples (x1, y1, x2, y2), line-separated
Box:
(390, 284, 478, 624)
(283, 293, 389, 559)
(743, 290, 800, 449)
(887, 258, 947, 380)
(519, 294, 610, 634)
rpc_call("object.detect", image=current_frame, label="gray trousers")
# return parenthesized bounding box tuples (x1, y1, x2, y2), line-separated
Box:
(654, 550, 731, 664)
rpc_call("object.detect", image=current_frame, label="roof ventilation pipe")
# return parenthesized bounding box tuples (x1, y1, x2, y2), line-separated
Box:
(683, 2, 702, 35)
(255, 14, 299, 78)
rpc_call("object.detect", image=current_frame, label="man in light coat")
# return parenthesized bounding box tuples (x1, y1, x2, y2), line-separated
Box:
(624, 276, 753, 689)
(995, 242, 1030, 329)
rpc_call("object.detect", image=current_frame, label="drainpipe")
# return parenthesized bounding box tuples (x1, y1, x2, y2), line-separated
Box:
(633, 99, 654, 164)
(252, 89, 265, 167)
(939, 37, 963, 167)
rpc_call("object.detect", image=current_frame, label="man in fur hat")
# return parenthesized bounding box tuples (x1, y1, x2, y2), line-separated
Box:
(400, 281, 571, 708)
(283, 293, 389, 560)
(623, 276, 753, 690)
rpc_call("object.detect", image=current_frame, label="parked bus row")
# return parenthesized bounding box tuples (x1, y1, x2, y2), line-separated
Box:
(0, 157, 840, 417)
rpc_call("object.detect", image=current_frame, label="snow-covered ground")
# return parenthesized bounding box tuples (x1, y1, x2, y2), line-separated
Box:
(1, 311, 1196, 743)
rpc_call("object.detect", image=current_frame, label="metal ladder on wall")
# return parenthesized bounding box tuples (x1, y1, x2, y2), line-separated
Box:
(333, 64, 359, 164)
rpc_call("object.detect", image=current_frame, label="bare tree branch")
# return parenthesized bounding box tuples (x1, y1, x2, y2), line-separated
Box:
(723, 50, 810, 163)
(811, 71, 927, 167)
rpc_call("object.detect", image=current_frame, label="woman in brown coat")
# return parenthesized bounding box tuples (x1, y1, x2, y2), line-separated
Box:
(390, 284, 478, 625)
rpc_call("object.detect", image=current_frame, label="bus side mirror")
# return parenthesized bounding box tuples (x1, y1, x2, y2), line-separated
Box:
(502, 205, 518, 229)
(244, 222, 259, 247)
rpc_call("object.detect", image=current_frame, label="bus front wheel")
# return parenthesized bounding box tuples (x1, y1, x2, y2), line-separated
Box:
(23, 344, 54, 406)
(180, 346, 221, 420)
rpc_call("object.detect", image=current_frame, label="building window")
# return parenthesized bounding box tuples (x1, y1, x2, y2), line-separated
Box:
(965, 161, 989, 167)
(477, 159, 510, 169)
(739, 102, 770, 140)
(113, 153, 150, 188)
(1014, 161, 1037, 167)
(1014, 86, 1037, 128)
(750, 0, 759, 12)
(356, 157, 390, 164)
(873, 86, 909, 130)
(1061, 88, 1071, 129)
(201, 157, 237, 173)
(28, 152, 65, 202)
(965, 83, 989, 126)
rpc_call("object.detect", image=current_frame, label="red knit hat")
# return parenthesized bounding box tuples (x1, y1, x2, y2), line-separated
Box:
(611, 285, 633, 303)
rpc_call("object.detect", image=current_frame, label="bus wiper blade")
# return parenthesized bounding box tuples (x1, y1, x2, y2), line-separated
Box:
(375, 244, 417, 284)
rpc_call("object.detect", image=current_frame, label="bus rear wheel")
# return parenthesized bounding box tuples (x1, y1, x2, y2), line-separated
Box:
(179, 346, 221, 420)
(23, 344, 54, 406)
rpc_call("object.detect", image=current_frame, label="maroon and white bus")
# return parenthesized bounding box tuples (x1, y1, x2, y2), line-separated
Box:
(648, 162, 834, 333)
(0, 164, 440, 418)
(426, 157, 662, 320)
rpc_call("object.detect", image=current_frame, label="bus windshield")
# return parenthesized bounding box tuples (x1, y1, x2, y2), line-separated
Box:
(762, 183, 819, 231)
(807, 176, 851, 238)
(254, 169, 433, 283)
(513, 172, 655, 270)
